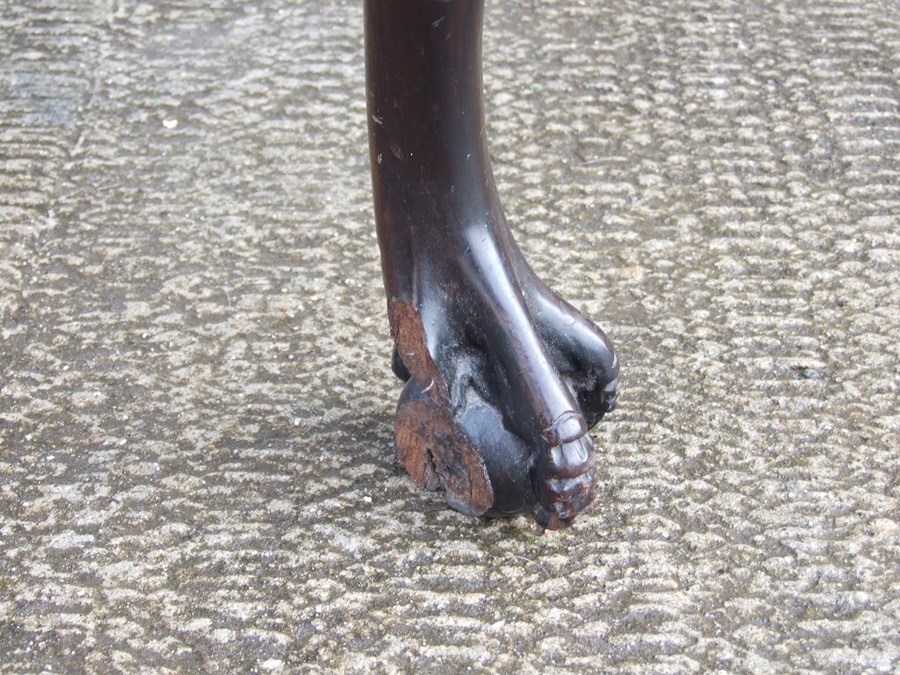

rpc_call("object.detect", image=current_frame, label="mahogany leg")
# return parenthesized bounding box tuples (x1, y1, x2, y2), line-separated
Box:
(364, 0, 618, 528)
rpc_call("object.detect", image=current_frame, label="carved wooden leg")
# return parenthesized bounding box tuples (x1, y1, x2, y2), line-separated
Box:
(364, 0, 618, 528)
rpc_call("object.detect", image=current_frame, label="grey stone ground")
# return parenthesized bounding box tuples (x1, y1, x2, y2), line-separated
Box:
(1, 0, 898, 671)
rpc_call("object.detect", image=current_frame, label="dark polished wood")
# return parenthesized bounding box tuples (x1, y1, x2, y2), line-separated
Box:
(365, 0, 618, 528)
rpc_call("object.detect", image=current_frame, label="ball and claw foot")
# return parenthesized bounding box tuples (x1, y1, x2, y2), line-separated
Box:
(390, 283, 618, 530)
(364, 0, 618, 530)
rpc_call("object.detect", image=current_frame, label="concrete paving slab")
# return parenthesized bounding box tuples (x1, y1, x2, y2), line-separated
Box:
(1, 0, 898, 671)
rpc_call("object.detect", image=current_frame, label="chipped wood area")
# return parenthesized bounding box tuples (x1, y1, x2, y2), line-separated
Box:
(390, 298, 494, 516)
(396, 397, 493, 517)
(389, 298, 447, 397)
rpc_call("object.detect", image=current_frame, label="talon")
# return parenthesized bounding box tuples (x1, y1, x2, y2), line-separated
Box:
(542, 410, 588, 446)
(534, 505, 574, 531)
(531, 434, 598, 522)
(546, 471, 594, 504)
(549, 437, 595, 479)
(602, 377, 620, 413)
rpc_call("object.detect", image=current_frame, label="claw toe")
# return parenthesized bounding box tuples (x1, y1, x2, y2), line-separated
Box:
(531, 430, 598, 525)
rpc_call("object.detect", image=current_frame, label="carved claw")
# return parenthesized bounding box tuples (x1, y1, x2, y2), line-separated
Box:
(531, 434, 598, 526)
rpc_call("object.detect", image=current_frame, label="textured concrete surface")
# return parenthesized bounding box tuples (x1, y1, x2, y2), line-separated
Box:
(1, 0, 898, 671)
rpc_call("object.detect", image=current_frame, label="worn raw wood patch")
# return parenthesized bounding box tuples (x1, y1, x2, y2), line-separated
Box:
(390, 298, 493, 516)
(396, 396, 493, 517)
(388, 298, 447, 398)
